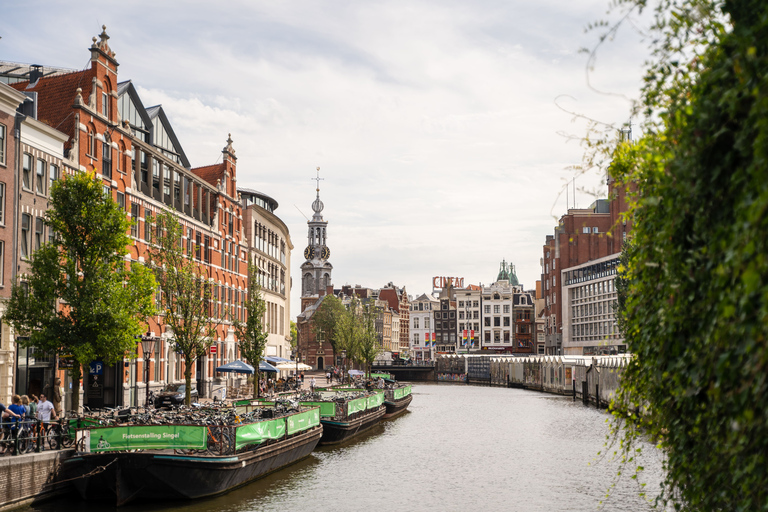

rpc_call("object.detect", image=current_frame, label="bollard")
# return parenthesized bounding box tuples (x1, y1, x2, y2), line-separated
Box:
(572, 379, 576, 401)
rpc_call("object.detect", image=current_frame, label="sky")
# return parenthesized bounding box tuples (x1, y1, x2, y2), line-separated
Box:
(1, 1, 650, 318)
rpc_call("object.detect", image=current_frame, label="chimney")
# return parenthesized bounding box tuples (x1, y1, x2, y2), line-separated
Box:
(28, 65, 44, 86)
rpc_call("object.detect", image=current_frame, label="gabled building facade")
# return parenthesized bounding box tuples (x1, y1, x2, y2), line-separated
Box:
(2, 27, 291, 409)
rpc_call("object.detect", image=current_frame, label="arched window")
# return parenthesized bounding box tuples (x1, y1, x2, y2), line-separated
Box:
(102, 132, 112, 179)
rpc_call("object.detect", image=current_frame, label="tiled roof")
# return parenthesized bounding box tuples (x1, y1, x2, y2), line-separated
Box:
(10, 68, 95, 151)
(192, 163, 225, 187)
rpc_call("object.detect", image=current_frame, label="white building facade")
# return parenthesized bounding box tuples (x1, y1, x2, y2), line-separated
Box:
(409, 293, 438, 361)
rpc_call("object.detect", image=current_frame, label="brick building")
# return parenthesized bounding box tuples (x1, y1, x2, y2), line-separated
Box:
(1, 27, 293, 409)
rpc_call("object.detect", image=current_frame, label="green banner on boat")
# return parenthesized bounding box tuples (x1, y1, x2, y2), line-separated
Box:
(301, 401, 337, 417)
(393, 385, 412, 400)
(287, 408, 321, 435)
(367, 391, 384, 409)
(347, 391, 384, 415)
(87, 425, 207, 452)
(235, 418, 286, 451)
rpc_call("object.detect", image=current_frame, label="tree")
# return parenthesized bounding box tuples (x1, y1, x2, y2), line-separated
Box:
(147, 209, 222, 406)
(356, 303, 382, 378)
(312, 295, 346, 363)
(597, 0, 768, 508)
(234, 262, 268, 399)
(4, 171, 156, 412)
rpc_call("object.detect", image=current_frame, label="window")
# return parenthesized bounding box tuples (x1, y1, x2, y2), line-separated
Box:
(0, 125, 5, 165)
(484, 317, 491, 327)
(424, 318, 430, 329)
(49, 164, 58, 190)
(102, 92, 109, 118)
(592, 227, 599, 233)
(130, 203, 140, 237)
(413, 317, 419, 329)
(195, 231, 201, 260)
(87, 130, 96, 157)
(484, 305, 490, 314)
(583, 226, 590, 234)
(494, 305, 500, 314)
(504, 317, 510, 327)
(152, 160, 160, 191)
(145, 213, 152, 241)
(23, 154, 32, 189)
(102, 138, 112, 180)
(503, 304, 510, 314)
(187, 228, 193, 256)
(204, 236, 211, 263)
(35, 217, 44, 251)
(116, 192, 125, 210)
(0, 182, 4, 224)
(21, 214, 30, 258)
(494, 317, 501, 327)
(0, 241, 3, 285)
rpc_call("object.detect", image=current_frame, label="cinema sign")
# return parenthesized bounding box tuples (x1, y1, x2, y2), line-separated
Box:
(432, 276, 465, 289)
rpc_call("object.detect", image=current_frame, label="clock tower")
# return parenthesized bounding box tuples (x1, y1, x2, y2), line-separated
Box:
(300, 168, 333, 299)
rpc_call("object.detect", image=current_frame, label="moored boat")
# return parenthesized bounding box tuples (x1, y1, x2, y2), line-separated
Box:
(382, 383, 413, 419)
(256, 389, 386, 445)
(59, 404, 322, 505)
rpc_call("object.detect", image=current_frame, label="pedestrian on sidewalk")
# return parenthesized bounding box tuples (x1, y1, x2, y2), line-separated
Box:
(37, 394, 57, 422)
(310, 377, 317, 393)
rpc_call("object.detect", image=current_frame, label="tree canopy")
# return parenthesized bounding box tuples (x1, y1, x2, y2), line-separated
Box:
(4, 171, 156, 412)
(603, 0, 768, 509)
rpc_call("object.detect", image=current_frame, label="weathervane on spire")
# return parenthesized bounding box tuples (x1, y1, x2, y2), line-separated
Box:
(313, 166, 324, 193)
(311, 167, 325, 215)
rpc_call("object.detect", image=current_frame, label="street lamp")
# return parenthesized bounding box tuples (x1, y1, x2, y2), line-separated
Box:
(140, 335, 158, 408)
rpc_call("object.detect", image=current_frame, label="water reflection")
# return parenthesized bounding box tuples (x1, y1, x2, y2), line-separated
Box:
(24, 383, 665, 512)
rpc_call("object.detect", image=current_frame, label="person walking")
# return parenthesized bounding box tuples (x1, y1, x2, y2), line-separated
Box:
(37, 394, 57, 422)
(310, 377, 317, 393)
(29, 395, 38, 419)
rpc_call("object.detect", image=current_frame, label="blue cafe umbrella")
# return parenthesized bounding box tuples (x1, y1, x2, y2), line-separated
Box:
(215, 360, 254, 374)
(215, 360, 278, 374)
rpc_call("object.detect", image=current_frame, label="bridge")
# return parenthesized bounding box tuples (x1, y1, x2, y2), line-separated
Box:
(372, 363, 435, 382)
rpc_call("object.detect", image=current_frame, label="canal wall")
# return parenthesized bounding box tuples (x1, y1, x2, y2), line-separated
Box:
(0, 449, 74, 512)
(436, 354, 631, 408)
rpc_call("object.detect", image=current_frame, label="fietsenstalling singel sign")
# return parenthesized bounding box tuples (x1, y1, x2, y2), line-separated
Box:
(83, 425, 207, 452)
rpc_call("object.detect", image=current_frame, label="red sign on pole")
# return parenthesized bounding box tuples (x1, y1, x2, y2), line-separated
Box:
(470, 330, 475, 339)
(209, 346, 217, 354)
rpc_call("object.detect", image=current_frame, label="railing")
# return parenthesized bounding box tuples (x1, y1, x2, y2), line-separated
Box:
(0, 417, 74, 456)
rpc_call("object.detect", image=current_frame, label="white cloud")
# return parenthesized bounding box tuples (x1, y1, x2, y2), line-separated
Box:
(4, 0, 650, 315)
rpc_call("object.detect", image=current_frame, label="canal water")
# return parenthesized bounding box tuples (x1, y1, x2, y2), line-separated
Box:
(25, 383, 666, 512)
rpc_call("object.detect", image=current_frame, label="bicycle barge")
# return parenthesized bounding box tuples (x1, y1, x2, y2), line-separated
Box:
(382, 383, 413, 419)
(298, 389, 386, 445)
(59, 405, 322, 506)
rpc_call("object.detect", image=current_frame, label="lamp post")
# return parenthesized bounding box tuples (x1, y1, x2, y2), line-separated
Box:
(140, 335, 157, 408)
(341, 349, 347, 385)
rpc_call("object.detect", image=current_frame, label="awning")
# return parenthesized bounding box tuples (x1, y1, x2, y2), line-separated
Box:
(276, 362, 312, 371)
(215, 360, 254, 374)
(265, 356, 292, 364)
(348, 369, 365, 376)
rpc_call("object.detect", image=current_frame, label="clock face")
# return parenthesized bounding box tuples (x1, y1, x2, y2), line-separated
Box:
(304, 246, 315, 260)
(321, 246, 331, 260)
